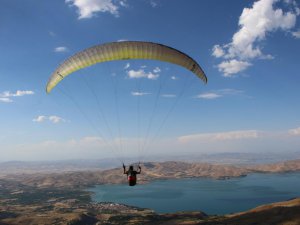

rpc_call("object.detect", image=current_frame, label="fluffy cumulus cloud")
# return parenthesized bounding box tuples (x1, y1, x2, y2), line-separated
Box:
(54, 46, 68, 52)
(212, 45, 225, 58)
(33, 115, 66, 124)
(217, 60, 252, 76)
(66, 0, 127, 19)
(0, 90, 34, 103)
(212, 0, 299, 77)
(127, 68, 160, 80)
(179, 130, 260, 143)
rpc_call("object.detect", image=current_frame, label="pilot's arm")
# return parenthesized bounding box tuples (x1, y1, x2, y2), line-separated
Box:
(123, 164, 127, 174)
(137, 166, 141, 174)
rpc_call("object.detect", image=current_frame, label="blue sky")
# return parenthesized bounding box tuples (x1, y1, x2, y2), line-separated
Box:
(1, 0, 300, 162)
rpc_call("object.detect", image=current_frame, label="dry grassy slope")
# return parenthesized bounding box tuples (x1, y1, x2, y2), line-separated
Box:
(208, 198, 300, 225)
(141, 161, 248, 179)
(231, 198, 300, 215)
(247, 159, 300, 173)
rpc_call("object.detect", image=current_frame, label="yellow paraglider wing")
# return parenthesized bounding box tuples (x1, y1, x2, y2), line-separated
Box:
(46, 41, 207, 93)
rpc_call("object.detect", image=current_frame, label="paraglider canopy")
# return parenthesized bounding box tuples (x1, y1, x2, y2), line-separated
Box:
(46, 41, 207, 93)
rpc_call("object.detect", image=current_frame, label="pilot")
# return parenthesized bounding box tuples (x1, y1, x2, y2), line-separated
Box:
(123, 164, 141, 186)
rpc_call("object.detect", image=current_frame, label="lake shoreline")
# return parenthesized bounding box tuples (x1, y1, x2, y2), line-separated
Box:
(88, 172, 300, 215)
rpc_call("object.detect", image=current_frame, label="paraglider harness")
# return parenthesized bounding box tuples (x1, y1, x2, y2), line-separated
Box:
(123, 163, 141, 186)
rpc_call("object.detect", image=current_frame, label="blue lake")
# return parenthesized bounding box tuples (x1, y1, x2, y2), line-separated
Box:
(88, 172, 300, 215)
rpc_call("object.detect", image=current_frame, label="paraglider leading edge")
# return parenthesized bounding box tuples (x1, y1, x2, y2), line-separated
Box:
(46, 41, 207, 93)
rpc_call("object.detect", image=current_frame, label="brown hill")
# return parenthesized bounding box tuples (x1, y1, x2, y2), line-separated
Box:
(3, 159, 300, 189)
(247, 159, 300, 173)
(202, 198, 300, 225)
(2, 161, 250, 189)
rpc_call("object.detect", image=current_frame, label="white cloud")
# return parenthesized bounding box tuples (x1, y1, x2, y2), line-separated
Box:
(230, 0, 297, 59)
(148, 73, 159, 80)
(66, 0, 125, 19)
(288, 127, 300, 135)
(171, 76, 177, 80)
(124, 63, 130, 69)
(131, 91, 151, 96)
(119, 0, 128, 7)
(196, 93, 222, 100)
(212, 45, 225, 58)
(179, 130, 260, 143)
(153, 67, 161, 73)
(196, 88, 245, 100)
(54, 46, 68, 52)
(49, 116, 66, 124)
(1, 90, 34, 97)
(217, 59, 252, 77)
(212, 0, 299, 76)
(14, 90, 34, 96)
(0, 90, 34, 103)
(33, 115, 66, 124)
(292, 29, 300, 38)
(0, 97, 13, 103)
(127, 69, 159, 80)
(32, 116, 47, 123)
